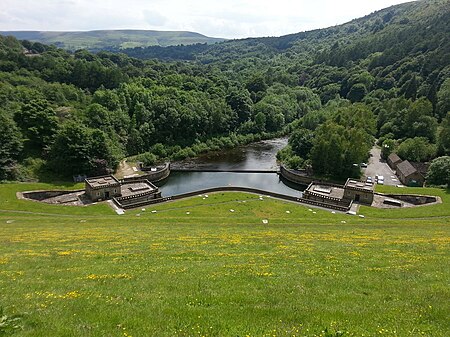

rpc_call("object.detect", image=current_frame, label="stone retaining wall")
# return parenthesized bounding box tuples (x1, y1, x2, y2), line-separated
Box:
(122, 163, 170, 183)
(279, 165, 313, 185)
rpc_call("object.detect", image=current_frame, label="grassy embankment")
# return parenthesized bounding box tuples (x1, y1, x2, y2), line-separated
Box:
(0, 182, 449, 336)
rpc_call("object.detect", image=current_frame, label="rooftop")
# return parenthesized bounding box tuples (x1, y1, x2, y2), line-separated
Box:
(344, 179, 375, 192)
(120, 181, 157, 198)
(388, 153, 402, 163)
(307, 183, 345, 199)
(397, 160, 419, 177)
(85, 175, 120, 189)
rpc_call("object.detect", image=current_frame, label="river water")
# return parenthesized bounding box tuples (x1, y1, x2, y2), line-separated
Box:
(157, 137, 306, 197)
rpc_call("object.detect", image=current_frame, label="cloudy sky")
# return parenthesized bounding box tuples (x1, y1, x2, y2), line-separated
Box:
(0, 0, 414, 39)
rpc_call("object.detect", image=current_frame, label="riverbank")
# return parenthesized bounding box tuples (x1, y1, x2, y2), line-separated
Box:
(128, 131, 288, 169)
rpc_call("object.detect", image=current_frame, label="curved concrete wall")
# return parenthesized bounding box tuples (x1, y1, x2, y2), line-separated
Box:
(122, 163, 170, 183)
(279, 165, 314, 186)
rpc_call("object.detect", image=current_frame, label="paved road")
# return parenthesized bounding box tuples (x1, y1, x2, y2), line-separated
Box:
(363, 147, 401, 186)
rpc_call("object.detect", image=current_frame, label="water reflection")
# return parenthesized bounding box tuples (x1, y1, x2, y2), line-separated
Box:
(158, 137, 306, 197)
(171, 137, 288, 170)
(156, 172, 304, 197)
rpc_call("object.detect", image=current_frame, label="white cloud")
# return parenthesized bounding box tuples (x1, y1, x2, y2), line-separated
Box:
(0, 0, 415, 38)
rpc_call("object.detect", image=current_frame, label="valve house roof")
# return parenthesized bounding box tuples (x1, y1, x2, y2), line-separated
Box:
(85, 175, 121, 189)
(344, 179, 375, 192)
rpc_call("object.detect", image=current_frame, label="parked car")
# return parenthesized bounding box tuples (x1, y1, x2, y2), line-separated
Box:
(366, 176, 373, 183)
(377, 176, 385, 184)
(360, 163, 368, 168)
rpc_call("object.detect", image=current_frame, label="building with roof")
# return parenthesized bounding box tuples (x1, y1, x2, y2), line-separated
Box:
(387, 153, 402, 170)
(301, 178, 375, 211)
(343, 179, 375, 204)
(85, 175, 122, 202)
(113, 180, 161, 209)
(85, 175, 162, 208)
(396, 160, 424, 186)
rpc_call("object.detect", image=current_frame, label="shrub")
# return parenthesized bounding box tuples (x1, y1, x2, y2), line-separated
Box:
(397, 137, 436, 162)
(426, 156, 450, 186)
(136, 152, 157, 167)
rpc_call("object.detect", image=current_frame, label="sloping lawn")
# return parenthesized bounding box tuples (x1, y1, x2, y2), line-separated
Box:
(0, 183, 449, 336)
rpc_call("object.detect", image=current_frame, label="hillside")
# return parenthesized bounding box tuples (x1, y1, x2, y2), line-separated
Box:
(0, 0, 449, 183)
(0, 30, 225, 50)
(121, 0, 449, 68)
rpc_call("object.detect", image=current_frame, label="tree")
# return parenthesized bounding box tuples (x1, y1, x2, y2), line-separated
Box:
(397, 137, 436, 162)
(226, 89, 253, 124)
(289, 128, 314, 158)
(136, 152, 157, 167)
(0, 112, 23, 180)
(436, 79, 450, 121)
(246, 73, 268, 102)
(253, 100, 285, 132)
(254, 112, 266, 133)
(404, 98, 437, 141)
(49, 122, 91, 176)
(381, 139, 397, 160)
(85, 103, 113, 132)
(14, 99, 58, 151)
(437, 112, 450, 156)
(426, 156, 450, 186)
(310, 122, 346, 176)
(347, 83, 368, 102)
(310, 105, 373, 178)
(49, 122, 121, 176)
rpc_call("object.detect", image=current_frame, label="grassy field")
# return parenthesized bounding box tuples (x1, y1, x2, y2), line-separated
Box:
(0, 183, 449, 336)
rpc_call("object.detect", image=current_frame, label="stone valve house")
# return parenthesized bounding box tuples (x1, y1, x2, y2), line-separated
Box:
(343, 179, 375, 204)
(85, 175, 122, 202)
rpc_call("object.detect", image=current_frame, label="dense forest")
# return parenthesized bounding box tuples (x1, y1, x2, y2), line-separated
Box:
(0, 0, 449, 183)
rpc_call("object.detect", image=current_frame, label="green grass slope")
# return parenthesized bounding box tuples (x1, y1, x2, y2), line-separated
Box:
(0, 30, 225, 50)
(0, 183, 449, 336)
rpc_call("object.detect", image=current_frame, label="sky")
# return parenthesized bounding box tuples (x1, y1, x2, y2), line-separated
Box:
(0, 0, 415, 39)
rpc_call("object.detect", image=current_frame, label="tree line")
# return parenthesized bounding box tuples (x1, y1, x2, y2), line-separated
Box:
(0, 0, 449, 184)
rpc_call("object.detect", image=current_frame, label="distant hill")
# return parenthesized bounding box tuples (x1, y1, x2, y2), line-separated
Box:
(0, 30, 226, 50)
(117, 0, 449, 65)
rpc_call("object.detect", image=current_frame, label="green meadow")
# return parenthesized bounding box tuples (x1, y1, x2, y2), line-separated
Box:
(0, 183, 449, 336)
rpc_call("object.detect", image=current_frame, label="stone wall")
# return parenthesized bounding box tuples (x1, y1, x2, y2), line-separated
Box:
(122, 163, 170, 183)
(279, 165, 313, 185)
(343, 189, 374, 204)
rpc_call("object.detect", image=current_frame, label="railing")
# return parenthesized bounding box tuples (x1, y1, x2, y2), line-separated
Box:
(303, 190, 345, 203)
(298, 197, 352, 212)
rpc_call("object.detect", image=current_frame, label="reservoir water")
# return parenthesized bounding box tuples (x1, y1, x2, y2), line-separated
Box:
(156, 137, 306, 197)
